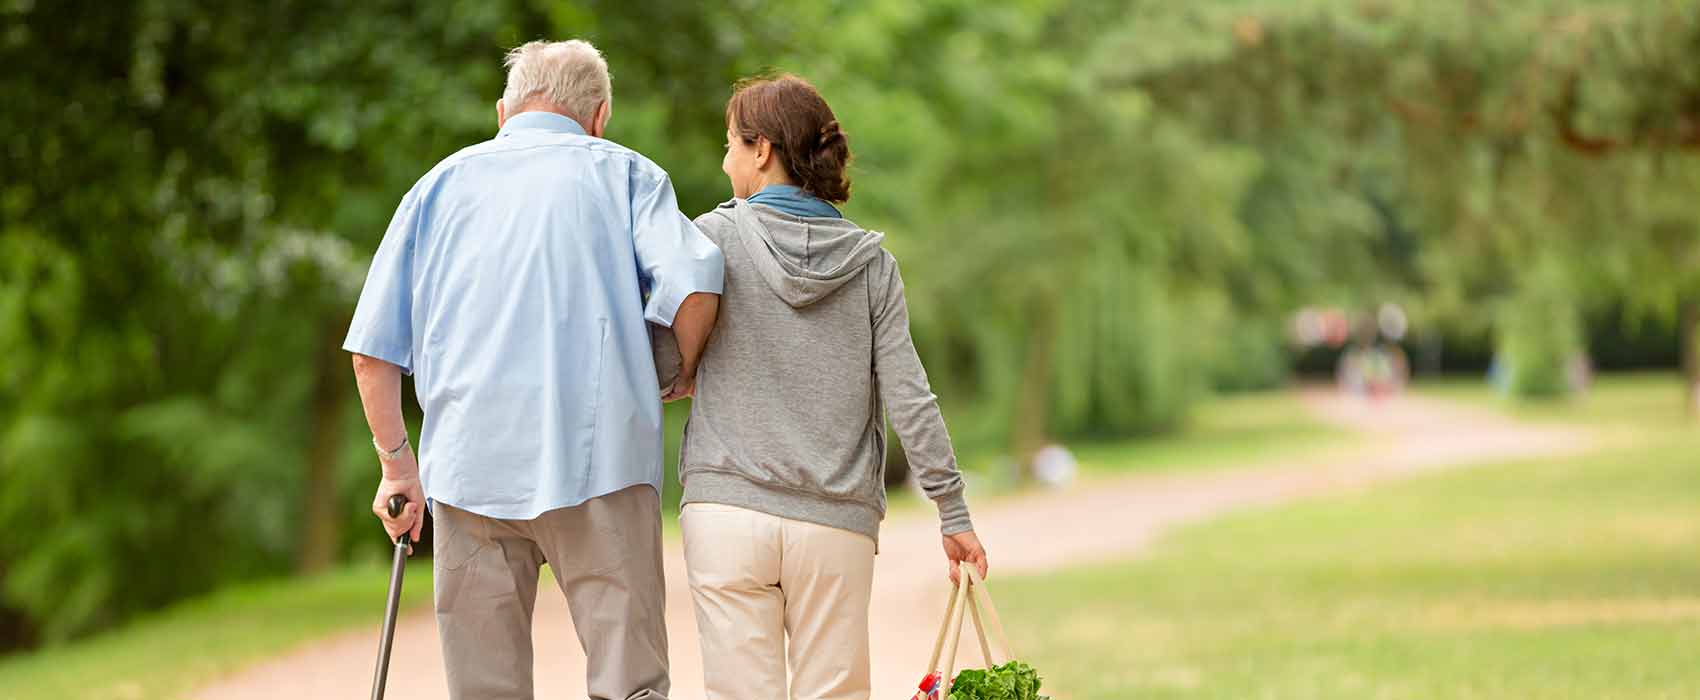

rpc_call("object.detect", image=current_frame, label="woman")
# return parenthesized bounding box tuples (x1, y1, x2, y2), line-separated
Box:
(674, 73, 988, 700)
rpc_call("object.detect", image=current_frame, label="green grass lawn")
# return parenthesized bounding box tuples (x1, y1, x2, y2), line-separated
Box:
(1067, 389, 1353, 476)
(0, 560, 432, 700)
(916, 389, 1354, 514)
(996, 374, 1700, 699)
(1414, 370, 1686, 427)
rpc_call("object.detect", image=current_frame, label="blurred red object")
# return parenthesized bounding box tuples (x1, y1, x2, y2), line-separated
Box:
(911, 671, 941, 699)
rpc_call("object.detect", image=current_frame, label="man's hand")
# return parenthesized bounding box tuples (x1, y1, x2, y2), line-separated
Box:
(352, 354, 424, 554)
(943, 530, 989, 584)
(373, 465, 426, 556)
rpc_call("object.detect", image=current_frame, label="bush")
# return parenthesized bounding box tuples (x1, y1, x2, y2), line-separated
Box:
(1495, 289, 1584, 399)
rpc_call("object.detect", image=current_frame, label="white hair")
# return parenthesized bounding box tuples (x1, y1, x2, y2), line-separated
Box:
(502, 40, 611, 123)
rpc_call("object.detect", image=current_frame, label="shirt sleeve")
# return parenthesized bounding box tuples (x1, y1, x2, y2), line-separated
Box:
(342, 188, 422, 374)
(870, 253, 973, 535)
(632, 170, 724, 327)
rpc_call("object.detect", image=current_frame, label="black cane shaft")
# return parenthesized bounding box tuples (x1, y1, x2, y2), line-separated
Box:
(371, 494, 412, 700)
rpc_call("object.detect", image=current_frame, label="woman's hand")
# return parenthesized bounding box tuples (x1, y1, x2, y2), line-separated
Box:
(943, 530, 988, 583)
(661, 371, 697, 402)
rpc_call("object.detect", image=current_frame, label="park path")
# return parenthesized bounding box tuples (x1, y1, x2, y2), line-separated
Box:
(193, 389, 1591, 700)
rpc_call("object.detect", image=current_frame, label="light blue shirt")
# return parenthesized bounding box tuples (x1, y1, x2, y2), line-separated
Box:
(343, 111, 724, 520)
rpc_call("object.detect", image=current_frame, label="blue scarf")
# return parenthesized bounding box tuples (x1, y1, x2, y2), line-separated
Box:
(746, 184, 843, 219)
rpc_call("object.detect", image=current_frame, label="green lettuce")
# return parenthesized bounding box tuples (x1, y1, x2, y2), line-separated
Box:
(945, 660, 1049, 700)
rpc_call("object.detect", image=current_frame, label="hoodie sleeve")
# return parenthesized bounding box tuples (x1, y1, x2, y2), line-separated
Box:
(870, 252, 973, 535)
(649, 322, 682, 388)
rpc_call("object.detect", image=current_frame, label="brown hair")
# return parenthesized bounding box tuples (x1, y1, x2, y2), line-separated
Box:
(726, 73, 851, 203)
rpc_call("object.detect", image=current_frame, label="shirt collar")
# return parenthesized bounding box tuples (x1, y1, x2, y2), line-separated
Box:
(747, 184, 844, 219)
(498, 111, 588, 138)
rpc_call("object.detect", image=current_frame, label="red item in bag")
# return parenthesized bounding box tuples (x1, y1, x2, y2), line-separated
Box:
(911, 672, 941, 700)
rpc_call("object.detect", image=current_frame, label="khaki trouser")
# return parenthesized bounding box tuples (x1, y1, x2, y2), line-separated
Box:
(680, 503, 877, 700)
(432, 485, 669, 700)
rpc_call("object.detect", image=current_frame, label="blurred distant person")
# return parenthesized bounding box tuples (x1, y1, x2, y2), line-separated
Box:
(1031, 444, 1080, 489)
(1368, 341, 1410, 398)
(660, 74, 988, 700)
(1336, 344, 1368, 396)
(344, 39, 722, 699)
(1336, 307, 1409, 400)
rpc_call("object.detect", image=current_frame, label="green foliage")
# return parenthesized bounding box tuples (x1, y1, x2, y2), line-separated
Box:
(1205, 320, 1294, 392)
(948, 660, 1049, 700)
(1068, 390, 1354, 476)
(1114, 0, 1700, 394)
(0, 0, 538, 643)
(1496, 285, 1584, 398)
(807, 0, 1328, 440)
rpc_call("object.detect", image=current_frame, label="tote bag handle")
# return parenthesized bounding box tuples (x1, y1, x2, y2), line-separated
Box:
(923, 567, 1015, 697)
(964, 567, 1013, 666)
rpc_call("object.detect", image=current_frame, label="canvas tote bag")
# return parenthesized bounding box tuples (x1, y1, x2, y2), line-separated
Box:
(912, 567, 1014, 699)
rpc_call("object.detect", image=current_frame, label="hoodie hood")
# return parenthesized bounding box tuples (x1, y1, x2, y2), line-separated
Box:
(728, 199, 885, 308)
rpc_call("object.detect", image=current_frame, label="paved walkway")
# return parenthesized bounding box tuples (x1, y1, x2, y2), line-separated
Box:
(193, 390, 1591, 699)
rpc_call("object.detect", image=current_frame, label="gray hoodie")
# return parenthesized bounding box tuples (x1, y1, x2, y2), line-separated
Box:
(658, 200, 972, 544)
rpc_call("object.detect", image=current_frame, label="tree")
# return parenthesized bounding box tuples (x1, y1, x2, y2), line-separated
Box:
(1103, 0, 1700, 401)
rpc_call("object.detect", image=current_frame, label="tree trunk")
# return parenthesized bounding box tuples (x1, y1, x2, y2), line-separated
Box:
(1683, 300, 1699, 418)
(1010, 298, 1057, 474)
(298, 316, 352, 574)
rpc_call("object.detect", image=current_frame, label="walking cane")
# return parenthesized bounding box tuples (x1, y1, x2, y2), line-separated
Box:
(370, 494, 411, 700)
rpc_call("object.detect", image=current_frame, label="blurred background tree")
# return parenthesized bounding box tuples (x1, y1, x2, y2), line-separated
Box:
(1, 0, 1696, 651)
(1111, 0, 1700, 398)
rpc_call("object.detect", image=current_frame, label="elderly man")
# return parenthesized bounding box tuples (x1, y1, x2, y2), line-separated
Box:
(344, 39, 722, 700)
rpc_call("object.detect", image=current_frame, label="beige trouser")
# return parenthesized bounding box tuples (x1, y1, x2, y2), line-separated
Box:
(680, 503, 877, 700)
(432, 485, 669, 700)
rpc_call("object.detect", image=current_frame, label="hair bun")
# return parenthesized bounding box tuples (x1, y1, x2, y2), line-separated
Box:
(726, 73, 852, 202)
(816, 120, 845, 150)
